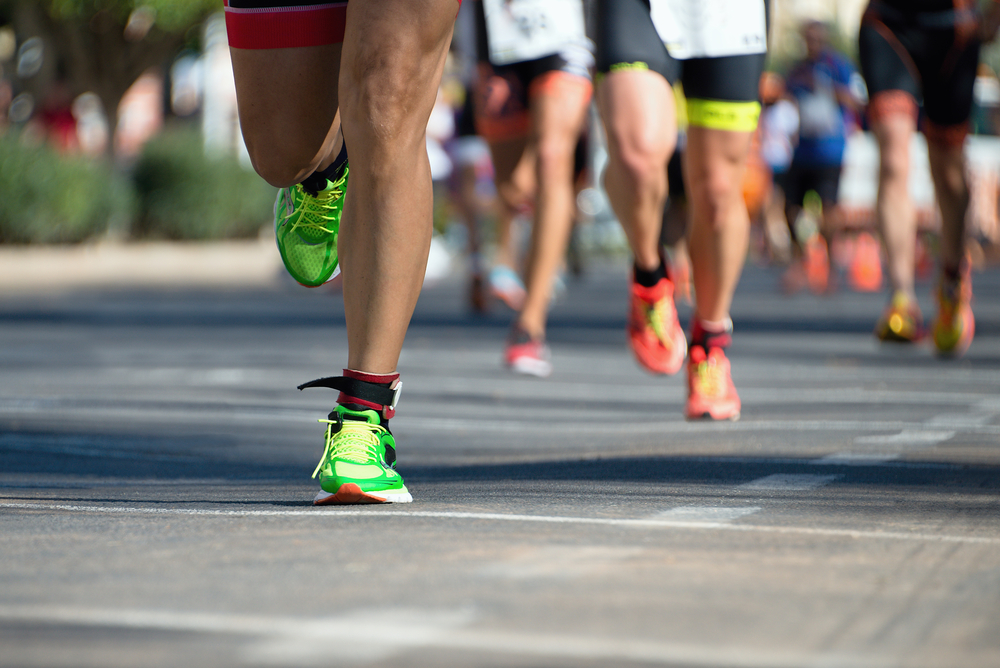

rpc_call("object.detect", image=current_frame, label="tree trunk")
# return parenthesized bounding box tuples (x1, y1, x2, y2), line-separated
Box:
(11, 2, 185, 160)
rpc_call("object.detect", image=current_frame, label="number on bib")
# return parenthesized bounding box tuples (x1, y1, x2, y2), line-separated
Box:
(483, 0, 587, 65)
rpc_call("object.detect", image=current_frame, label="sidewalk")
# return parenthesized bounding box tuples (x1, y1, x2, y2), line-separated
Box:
(0, 239, 282, 294)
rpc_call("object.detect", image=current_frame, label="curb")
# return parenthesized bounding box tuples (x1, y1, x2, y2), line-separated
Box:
(0, 239, 282, 294)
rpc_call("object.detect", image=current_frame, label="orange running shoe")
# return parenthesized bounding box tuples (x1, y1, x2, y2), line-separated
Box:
(932, 271, 974, 358)
(686, 346, 741, 421)
(628, 276, 687, 375)
(803, 235, 830, 294)
(849, 232, 883, 293)
(874, 291, 925, 343)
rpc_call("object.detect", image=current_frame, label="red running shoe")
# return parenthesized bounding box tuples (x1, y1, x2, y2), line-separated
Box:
(686, 346, 741, 421)
(504, 326, 553, 377)
(628, 276, 687, 375)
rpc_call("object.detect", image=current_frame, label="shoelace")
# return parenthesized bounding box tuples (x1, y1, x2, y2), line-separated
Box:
(694, 357, 725, 398)
(288, 182, 344, 236)
(311, 418, 386, 479)
(644, 298, 674, 345)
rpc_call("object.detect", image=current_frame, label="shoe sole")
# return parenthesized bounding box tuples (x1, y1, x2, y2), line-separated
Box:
(313, 483, 413, 505)
(686, 410, 741, 422)
(933, 318, 975, 358)
(508, 357, 553, 377)
(628, 333, 687, 376)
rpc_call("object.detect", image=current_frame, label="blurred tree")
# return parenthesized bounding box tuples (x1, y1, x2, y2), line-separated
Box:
(3, 0, 218, 156)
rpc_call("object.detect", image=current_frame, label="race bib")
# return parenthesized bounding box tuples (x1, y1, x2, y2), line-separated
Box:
(483, 0, 587, 65)
(650, 0, 767, 60)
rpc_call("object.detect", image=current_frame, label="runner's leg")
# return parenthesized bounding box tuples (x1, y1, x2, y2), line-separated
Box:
(338, 0, 458, 373)
(872, 112, 918, 299)
(597, 70, 676, 271)
(926, 142, 969, 272)
(684, 126, 753, 322)
(517, 75, 591, 338)
(231, 46, 344, 187)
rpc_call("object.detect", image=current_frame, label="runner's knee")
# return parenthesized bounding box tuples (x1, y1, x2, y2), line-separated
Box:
(341, 39, 443, 156)
(607, 132, 673, 197)
(245, 140, 324, 188)
(688, 166, 745, 233)
(534, 134, 576, 181)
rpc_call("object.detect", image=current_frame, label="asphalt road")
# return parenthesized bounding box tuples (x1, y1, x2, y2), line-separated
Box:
(2, 260, 999, 668)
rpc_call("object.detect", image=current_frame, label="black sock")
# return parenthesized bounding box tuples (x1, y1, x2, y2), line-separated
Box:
(942, 263, 961, 283)
(300, 141, 349, 196)
(634, 258, 667, 288)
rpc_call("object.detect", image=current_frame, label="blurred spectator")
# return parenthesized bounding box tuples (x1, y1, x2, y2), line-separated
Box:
(37, 79, 78, 153)
(115, 70, 163, 163)
(757, 72, 799, 263)
(782, 20, 862, 293)
(972, 63, 1000, 136)
(72, 92, 109, 157)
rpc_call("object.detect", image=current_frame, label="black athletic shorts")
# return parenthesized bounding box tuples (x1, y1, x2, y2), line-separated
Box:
(472, 0, 593, 141)
(858, 1, 980, 143)
(595, 0, 768, 132)
(779, 162, 842, 209)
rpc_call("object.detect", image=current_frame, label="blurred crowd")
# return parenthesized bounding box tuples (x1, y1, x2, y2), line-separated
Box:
(0, 2, 999, 292)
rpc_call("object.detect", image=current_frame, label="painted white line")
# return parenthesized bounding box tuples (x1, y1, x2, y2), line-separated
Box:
(0, 604, 471, 665)
(740, 474, 841, 491)
(0, 603, 888, 668)
(853, 430, 956, 446)
(3, 502, 998, 545)
(652, 506, 761, 523)
(816, 429, 959, 465)
(815, 452, 900, 465)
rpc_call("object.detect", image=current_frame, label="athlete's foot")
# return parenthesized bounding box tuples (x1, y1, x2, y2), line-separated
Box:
(932, 269, 974, 358)
(489, 265, 526, 311)
(803, 236, 830, 294)
(628, 275, 687, 375)
(311, 404, 412, 504)
(504, 324, 553, 377)
(686, 345, 741, 421)
(875, 291, 925, 344)
(274, 162, 349, 288)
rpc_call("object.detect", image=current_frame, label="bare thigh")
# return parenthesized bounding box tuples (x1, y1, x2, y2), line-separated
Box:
(230, 45, 343, 187)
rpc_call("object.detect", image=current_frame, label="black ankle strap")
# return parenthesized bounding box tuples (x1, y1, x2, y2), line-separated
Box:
(298, 376, 398, 408)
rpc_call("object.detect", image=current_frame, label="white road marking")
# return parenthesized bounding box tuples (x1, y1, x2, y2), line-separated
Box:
(0, 603, 893, 668)
(652, 506, 760, 523)
(2, 502, 997, 545)
(815, 452, 900, 465)
(816, 429, 957, 464)
(853, 430, 956, 446)
(740, 474, 841, 491)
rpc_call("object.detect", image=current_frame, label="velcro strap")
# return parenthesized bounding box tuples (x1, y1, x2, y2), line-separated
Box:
(297, 376, 397, 407)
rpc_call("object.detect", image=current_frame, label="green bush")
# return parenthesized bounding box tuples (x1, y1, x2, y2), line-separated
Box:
(131, 128, 276, 240)
(0, 133, 134, 244)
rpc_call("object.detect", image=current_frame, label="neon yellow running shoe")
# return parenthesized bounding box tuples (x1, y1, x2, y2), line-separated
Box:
(274, 166, 348, 287)
(932, 272, 975, 358)
(312, 404, 412, 505)
(874, 291, 924, 344)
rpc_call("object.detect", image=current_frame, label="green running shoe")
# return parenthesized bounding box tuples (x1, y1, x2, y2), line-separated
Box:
(274, 165, 348, 287)
(311, 404, 412, 505)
